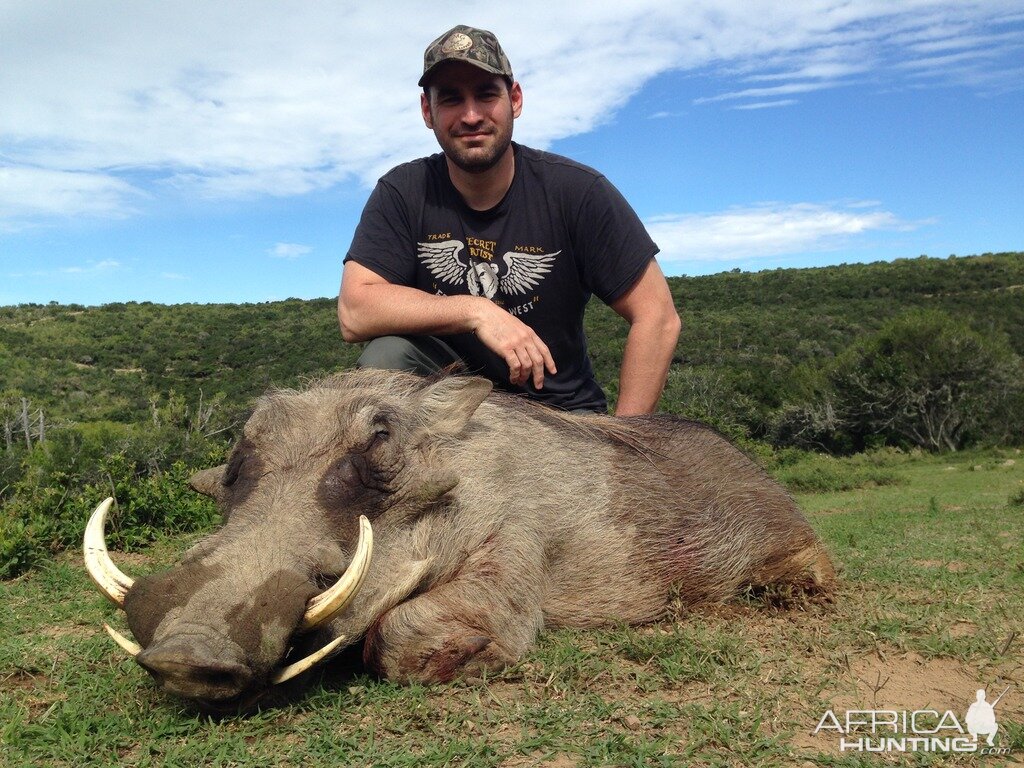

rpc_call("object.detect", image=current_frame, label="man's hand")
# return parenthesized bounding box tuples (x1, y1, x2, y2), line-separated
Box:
(471, 300, 556, 389)
(340, 261, 556, 389)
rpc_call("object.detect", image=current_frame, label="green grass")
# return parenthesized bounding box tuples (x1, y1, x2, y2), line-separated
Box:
(2, 449, 1022, 766)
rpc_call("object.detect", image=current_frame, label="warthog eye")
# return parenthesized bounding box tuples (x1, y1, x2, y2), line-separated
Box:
(370, 412, 392, 444)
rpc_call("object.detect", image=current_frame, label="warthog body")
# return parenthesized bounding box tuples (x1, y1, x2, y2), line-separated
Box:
(93, 369, 834, 709)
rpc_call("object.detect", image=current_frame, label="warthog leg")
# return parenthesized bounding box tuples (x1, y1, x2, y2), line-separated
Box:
(362, 535, 545, 684)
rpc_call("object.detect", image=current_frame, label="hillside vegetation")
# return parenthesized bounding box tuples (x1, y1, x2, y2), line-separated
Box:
(1, 251, 1022, 575)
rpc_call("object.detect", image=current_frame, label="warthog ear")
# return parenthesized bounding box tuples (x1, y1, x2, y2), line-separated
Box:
(188, 464, 227, 499)
(416, 376, 492, 436)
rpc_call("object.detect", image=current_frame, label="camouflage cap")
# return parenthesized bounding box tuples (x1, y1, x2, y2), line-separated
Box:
(419, 25, 513, 88)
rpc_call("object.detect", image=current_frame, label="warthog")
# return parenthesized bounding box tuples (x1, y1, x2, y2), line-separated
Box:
(85, 369, 835, 711)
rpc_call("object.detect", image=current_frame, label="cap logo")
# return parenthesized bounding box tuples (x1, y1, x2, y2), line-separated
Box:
(441, 32, 473, 53)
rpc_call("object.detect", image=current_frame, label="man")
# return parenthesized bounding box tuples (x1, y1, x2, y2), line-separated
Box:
(338, 25, 680, 415)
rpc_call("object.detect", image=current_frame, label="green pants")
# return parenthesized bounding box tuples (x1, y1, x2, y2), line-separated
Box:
(356, 335, 463, 376)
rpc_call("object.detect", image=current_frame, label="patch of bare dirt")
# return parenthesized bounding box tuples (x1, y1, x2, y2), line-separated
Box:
(806, 506, 857, 516)
(39, 622, 94, 640)
(501, 753, 578, 767)
(1, 669, 66, 719)
(1, 668, 50, 692)
(948, 620, 978, 639)
(831, 653, 980, 711)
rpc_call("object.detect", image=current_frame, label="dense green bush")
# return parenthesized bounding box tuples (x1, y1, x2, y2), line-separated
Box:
(778, 309, 1024, 453)
(659, 366, 758, 442)
(0, 458, 220, 578)
(0, 396, 229, 578)
(832, 309, 1022, 451)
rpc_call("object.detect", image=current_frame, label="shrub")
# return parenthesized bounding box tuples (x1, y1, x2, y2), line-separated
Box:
(773, 453, 906, 494)
(777, 310, 1024, 454)
(0, 412, 228, 578)
(0, 457, 220, 578)
(660, 367, 758, 442)
(828, 310, 1024, 452)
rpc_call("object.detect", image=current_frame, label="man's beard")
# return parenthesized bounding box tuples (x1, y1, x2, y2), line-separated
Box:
(432, 101, 512, 174)
(440, 124, 513, 174)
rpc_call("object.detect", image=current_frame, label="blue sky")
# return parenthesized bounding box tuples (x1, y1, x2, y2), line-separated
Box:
(2, 1, 1022, 306)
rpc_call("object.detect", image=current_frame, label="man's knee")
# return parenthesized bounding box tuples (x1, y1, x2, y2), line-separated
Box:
(357, 336, 420, 371)
(357, 335, 461, 376)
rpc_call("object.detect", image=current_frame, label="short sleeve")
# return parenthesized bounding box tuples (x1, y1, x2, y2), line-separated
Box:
(574, 176, 659, 304)
(344, 181, 417, 285)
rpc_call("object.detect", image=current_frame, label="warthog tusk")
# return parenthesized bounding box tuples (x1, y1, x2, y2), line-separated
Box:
(299, 515, 373, 632)
(270, 634, 347, 685)
(83, 497, 135, 607)
(104, 623, 142, 657)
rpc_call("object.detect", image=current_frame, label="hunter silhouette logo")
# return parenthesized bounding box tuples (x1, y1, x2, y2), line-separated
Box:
(965, 686, 1008, 747)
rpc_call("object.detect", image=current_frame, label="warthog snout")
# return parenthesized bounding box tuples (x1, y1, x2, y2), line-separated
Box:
(136, 633, 253, 702)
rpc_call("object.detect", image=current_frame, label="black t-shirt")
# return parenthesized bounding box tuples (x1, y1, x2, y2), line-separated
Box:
(345, 142, 658, 411)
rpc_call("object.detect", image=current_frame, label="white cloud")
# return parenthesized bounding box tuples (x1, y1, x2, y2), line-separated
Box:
(268, 242, 312, 259)
(907, 29, 1024, 54)
(1, 1, 1021, 226)
(646, 202, 924, 263)
(896, 48, 1000, 70)
(0, 167, 140, 230)
(694, 81, 838, 105)
(730, 99, 799, 110)
(14, 259, 124, 277)
(60, 259, 121, 274)
(742, 60, 874, 83)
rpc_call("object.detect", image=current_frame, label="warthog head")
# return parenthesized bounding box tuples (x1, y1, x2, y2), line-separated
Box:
(84, 371, 492, 711)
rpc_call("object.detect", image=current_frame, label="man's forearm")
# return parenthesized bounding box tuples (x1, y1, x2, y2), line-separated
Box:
(339, 281, 484, 342)
(338, 269, 556, 388)
(614, 314, 681, 416)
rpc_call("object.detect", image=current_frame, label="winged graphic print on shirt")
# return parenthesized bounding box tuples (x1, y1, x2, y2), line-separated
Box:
(418, 240, 559, 299)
